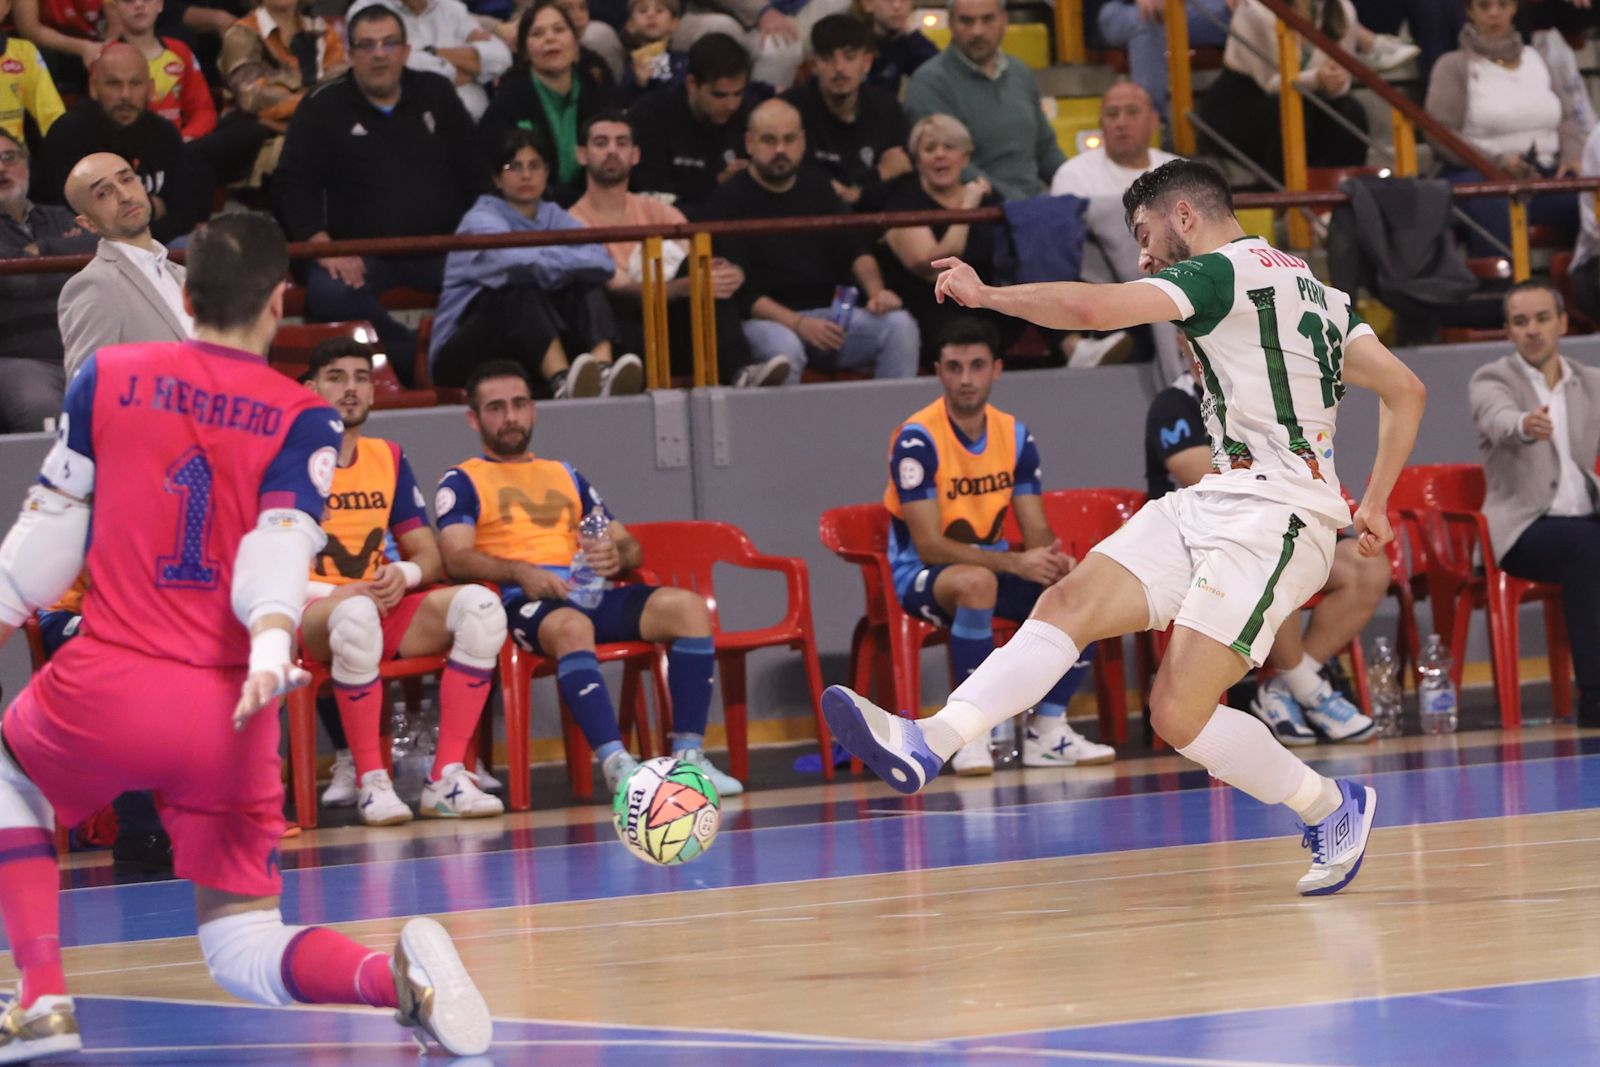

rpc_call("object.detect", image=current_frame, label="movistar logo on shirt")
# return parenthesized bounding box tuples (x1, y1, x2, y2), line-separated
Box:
(1160, 419, 1193, 449)
(946, 471, 1014, 499)
(327, 489, 389, 511)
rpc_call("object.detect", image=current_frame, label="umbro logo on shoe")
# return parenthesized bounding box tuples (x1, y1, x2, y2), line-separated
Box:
(1334, 812, 1352, 850)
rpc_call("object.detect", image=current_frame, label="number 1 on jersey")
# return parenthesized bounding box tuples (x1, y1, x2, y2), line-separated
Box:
(158, 447, 220, 588)
(1297, 311, 1345, 407)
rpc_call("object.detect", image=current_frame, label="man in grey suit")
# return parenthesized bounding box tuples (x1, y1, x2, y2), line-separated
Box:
(1469, 279, 1600, 727)
(56, 152, 193, 380)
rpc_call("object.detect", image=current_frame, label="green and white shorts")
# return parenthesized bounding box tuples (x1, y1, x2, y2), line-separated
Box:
(1091, 486, 1338, 667)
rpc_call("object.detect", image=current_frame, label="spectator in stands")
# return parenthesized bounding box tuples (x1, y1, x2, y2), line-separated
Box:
(275, 5, 486, 387)
(11, 0, 107, 74)
(670, 0, 819, 92)
(348, 0, 512, 121)
(1352, 0, 1463, 80)
(1051, 81, 1176, 198)
(706, 97, 916, 377)
(879, 113, 1012, 369)
(1425, 0, 1582, 257)
(1145, 344, 1380, 746)
(903, 0, 1064, 200)
(569, 109, 791, 386)
(107, 0, 216, 140)
(618, 0, 684, 102)
(858, 0, 935, 96)
(1094, 0, 1232, 125)
(56, 151, 191, 379)
(781, 13, 908, 210)
(1470, 279, 1600, 729)
(628, 31, 752, 215)
(554, 0, 629, 82)
(0, 129, 96, 434)
(432, 127, 641, 397)
(36, 44, 197, 244)
(480, 0, 617, 205)
(884, 316, 1114, 775)
(298, 337, 507, 825)
(1571, 121, 1600, 324)
(204, 0, 348, 191)
(0, 0, 68, 143)
(1196, 0, 1369, 183)
(437, 359, 746, 795)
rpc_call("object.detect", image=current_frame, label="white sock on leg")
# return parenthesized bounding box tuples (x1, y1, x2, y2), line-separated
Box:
(1178, 705, 1337, 819)
(923, 620, 1080, 761)
(1279, 653, 1326, 706)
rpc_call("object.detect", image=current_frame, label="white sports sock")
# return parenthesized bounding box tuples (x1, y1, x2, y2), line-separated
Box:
(1178, 705, 1327, 810)
(1279, 653, 1327, 706)
(926, 620, 1080, 759)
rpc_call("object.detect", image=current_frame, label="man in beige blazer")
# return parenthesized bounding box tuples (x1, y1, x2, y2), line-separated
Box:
(57, 152, 193, 380)
(1469, 279, 1600, 727)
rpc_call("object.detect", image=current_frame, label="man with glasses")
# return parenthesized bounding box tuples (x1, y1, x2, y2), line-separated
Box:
(275, 5, 487, 387)
(0, 129, 95, 434)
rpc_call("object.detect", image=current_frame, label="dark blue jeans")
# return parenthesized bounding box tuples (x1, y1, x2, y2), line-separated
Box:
(304, 253, 445, 388)
(1501, 514, 1600, 698)
(1443, 166, 1580, 259)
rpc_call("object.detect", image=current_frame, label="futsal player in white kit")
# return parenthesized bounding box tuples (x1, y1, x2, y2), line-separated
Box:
(824, 160, 1427, 895)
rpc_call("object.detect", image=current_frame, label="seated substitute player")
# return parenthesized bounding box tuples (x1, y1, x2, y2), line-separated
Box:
(299, 336, 508, 826)
(886, 316, 1112, 775)
(824, 160, 1427, 896)
(0, 211, 491, 1061)
(1145, 342, 1382, 746)
(436, 360, 742, 797)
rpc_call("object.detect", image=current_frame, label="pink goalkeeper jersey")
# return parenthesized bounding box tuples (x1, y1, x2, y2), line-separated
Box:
(56, 340, 342, 668)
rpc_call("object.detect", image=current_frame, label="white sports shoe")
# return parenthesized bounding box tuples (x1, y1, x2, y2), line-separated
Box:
(950, 736, 994, 776)
(1302, 683, 1377, 743)
(733, 354, 792, 388)
(1362, 33, 1419, 72)
(474, 759, 502, 792)
(419, 764, 505, 819)
(601, 353, 646, 396)
(1297, 779, 1378, 896)
(0, 994, 80, 1065)
(1251, 679, 1318, 747)
(392, 917, 493, 1056)
(601, 749, 641, 796)
(321, 750, 358, 807)
(1022, 716, 1116, 766)
(358, 770, 414, 827)
(557, 353, 604, 398)
(672, 747, 744, 796)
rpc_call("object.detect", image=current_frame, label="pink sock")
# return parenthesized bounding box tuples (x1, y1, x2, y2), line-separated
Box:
(334, 680, 385, 778)
(281, 927, 397, 1008)
(430, 661, 494, 780)
(0, 827, 65, 1007)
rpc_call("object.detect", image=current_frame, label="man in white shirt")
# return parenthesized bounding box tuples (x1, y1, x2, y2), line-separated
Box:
(347, 0, 512, 120)
(1469, 279, 1600, 727)
(57, 151, 193, 380)
(1051, 82, 1178, 199)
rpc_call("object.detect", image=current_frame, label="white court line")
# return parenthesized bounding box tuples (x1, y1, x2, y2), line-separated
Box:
(964, 1045, 1357, 1067)
(78, 1037, 945, 1055)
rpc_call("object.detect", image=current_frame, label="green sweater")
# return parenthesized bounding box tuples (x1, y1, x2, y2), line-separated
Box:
(903, 46, 1065, 200)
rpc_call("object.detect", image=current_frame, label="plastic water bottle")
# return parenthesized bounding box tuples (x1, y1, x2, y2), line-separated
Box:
(1368, 637, 1403, 738)
(829, 285, 859, 328)
(990, 716, 1020, 765)
(567, 510, 611, 610)
(1417, 634, 1459, 735)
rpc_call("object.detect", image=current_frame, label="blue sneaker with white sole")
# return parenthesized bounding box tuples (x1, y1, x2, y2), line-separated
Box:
(821, 686, 943, 794)
(1303, 683, 1377, 743)
(1297, 778, 1378, 896)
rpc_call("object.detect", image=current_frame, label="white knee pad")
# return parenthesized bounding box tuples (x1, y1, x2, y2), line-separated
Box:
(0, 741, 54, 832)
(197, 908, 302, 1007)
(327, 595, 383, 685)
(447, 584, 506, 670)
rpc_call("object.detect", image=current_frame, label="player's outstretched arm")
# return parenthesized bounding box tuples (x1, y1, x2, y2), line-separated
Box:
(932, 256, 1182, 332)
(1343, 333, 1428, 558)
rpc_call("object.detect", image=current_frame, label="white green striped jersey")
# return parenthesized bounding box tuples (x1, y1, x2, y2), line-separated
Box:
(1135, 236, 1372, 526)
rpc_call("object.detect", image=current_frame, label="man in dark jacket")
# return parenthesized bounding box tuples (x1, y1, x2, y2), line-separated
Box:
(275, 5, 487, 385)
(628, 31, 752, 216)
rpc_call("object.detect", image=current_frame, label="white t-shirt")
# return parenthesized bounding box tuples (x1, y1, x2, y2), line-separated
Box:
(1135, 236, 1371, 526)
(1050, 147, 1180, 199)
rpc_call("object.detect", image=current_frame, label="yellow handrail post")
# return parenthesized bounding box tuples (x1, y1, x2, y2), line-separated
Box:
(1165, 0, 1195, 157)
(1510, 195, 1531, 282)
(1056, 0, 1086, 65)
(1276, 20, 1311, 249)
(641, 235, 668, 389)
(688, 232, 718, 388)
(1391, 109, 1417, 178)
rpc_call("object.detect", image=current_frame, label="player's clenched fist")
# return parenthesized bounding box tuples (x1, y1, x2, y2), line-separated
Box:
(1351, 505, 1394, 559)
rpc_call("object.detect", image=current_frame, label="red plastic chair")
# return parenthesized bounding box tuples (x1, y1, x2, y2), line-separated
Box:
(626, 521, 832, 781)
(1393, 463, 1572, 727)
(269, 322, 438, 410)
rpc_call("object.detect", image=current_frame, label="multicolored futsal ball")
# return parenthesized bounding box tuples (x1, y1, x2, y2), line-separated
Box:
(612, 757, 722, 866)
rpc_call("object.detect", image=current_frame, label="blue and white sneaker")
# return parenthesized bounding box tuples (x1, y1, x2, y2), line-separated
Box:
(1297, 778, 1378, 896)
(1303, 683, 1377, 743)
(1250, 679, 1317, 747)
(822, 686, 943, 794)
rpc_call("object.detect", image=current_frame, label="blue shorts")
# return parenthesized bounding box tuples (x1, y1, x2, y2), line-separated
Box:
(503, 584, 658, 655)
(35, 610, 82, 660)
(898, 566, 1045, 629)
